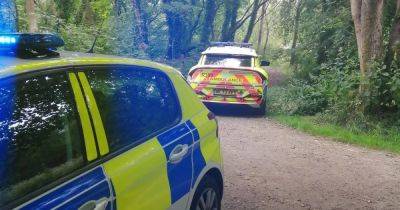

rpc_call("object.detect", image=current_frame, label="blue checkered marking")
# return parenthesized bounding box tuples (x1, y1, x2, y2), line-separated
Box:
(20, 166, 113, 210)
(158, 123, 193, 204)
(158, 120, 207, 204)
(186, 121, 206, 188)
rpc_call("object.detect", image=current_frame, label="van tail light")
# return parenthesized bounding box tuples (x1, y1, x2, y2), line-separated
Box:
(207, 112, 219, 138)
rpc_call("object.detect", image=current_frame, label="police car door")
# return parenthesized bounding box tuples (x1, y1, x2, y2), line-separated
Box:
(79, 65, 193, 210)
(0, 70, 114, 210)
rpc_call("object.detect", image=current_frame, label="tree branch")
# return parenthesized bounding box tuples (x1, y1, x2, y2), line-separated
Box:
(235, 0, 269, 30)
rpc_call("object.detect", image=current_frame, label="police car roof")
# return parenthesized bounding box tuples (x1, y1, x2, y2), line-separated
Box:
(0, 51, 177, 79)
(202, 46, 258, 57)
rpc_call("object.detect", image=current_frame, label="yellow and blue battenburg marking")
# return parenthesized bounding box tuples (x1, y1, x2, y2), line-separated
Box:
(19, 166, 115, 209)
(18, 120, 209, 209)
(186, 120, 206, 188)
(157, 120, 206, 204)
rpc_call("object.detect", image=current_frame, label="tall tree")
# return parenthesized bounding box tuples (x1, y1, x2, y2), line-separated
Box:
(114, 0, 126, 15)
(54, 0, 77, 23)
(385, 0, 400, 68)
(263, 21, 270, 54)
(243, 0, 260, 43)
(290, 0, 302, 66)
(163, 0, 188, 59)
(350, 0, 384, 92)
(132, 0, 149, 47)
(163, 0, 203, 59)
(221, 0, 240, 41)
(76, 0, 96, 25)
(257, 2, 267, 51)
(200, 0, 218, 43)
(221, 0, 269, 42)
(25, 0, 37, 32)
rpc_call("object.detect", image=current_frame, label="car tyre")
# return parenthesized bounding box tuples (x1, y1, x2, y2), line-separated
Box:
(190, 176, 222, 210)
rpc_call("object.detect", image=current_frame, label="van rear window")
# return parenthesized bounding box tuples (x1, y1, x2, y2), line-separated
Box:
(204, 54, 252, 67)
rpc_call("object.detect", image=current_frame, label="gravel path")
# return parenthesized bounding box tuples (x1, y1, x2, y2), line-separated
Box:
(219, 116, 400, 210)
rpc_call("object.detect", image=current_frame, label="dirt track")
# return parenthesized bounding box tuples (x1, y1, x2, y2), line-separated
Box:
(218, 115, 400, 210)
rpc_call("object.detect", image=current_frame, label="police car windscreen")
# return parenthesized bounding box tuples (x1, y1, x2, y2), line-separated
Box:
(204, 55, 252, 67)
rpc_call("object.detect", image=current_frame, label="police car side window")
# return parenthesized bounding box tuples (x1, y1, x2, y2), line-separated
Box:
(0, 72, 86, 207)
(85, 66, 180, 152)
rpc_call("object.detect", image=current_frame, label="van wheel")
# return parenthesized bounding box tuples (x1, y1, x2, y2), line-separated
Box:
(256, 99, 266, 116)
(190, 176, 222, 210)
(256, 88, 267, 116)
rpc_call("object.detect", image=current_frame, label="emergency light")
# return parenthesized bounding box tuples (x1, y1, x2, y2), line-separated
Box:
(210, 42, 253, 48)
(0, 33, 64, 58)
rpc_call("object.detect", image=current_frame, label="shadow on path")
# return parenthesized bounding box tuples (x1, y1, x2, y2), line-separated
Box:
(205, 103, 265, 118)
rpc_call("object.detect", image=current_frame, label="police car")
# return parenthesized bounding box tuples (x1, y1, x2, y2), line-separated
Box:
(0, 33, 223, 210)
(187, 42, 270, 114)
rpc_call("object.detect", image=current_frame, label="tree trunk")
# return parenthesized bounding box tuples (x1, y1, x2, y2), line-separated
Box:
(200, 0, 217, 43)
(290, 0, 302, 66)
(132, 0, 149, 47)
(77, 0, 95, 25)
(220, 0, 232, 41)
(163, 0, 190, 59)
(243, 0, 260, 43)
(114, 0, 125, 15)
(316, 0, 329, 64)
(351, 0, 384, 84)
(384, 0, 400, 69)
(221, 0, 240, 41)
(257, 3, 267, 51)
(263, 21, 270, 54)
(351, 0, 384, 111)
(25, 0, 38, 32)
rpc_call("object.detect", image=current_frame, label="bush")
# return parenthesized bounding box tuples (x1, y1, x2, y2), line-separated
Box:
(267, 79, 328, 115)
(268, 53, 400, 132)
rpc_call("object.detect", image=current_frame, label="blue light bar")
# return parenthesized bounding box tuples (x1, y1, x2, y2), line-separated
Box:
(0, 33, 64, 58)
(0, 36, 17, 45)
(210, 42, 253, 48)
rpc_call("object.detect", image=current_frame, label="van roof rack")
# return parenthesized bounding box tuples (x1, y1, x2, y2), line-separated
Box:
(210, 42, 253, 48)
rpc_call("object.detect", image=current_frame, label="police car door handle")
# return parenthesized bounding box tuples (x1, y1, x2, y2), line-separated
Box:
(169, 144, 189, 164)
(78, 197, 109, 210)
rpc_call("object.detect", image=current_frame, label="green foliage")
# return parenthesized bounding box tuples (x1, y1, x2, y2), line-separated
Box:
(266, 0, 400, 135)
(267, 80, 328, 115)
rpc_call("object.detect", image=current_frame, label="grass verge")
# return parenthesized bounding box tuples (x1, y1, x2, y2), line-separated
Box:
(273, 115, 400, 155)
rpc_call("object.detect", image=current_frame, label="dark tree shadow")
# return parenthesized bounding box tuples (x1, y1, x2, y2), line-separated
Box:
(204, 103, 265, 118)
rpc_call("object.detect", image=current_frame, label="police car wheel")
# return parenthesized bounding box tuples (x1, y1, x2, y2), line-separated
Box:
(190, 177, 221, 210)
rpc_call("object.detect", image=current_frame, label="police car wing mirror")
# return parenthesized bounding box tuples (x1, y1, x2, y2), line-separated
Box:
(261, 60, 270, 66)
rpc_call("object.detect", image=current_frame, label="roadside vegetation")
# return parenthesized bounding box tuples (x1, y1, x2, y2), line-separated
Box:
(274, 115, 400, 154)
(265, 0, 400, 153)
